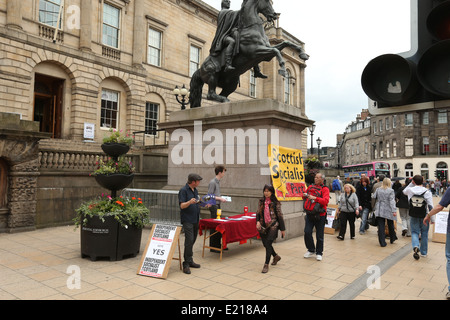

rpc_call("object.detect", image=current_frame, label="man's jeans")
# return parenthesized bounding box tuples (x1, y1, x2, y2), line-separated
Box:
(410, 216, 429, 255)
(182, 222, 198, 266)
(304, 215, 326, 256)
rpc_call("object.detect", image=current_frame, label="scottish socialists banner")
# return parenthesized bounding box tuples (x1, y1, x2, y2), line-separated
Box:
(268, 145, 307, 201)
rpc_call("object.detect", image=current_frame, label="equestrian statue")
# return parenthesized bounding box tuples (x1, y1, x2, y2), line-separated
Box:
(189, 0, 309, 108)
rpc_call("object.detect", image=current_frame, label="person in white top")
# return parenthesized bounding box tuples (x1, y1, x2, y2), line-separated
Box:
(403, 175, 434, 260)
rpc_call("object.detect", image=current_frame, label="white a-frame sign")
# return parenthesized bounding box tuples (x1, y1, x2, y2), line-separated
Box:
(137, 224, 182, 279)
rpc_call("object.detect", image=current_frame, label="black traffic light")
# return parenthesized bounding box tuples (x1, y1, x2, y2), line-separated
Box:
(362, 0, 450, 108)
(435, 170, 448, 180)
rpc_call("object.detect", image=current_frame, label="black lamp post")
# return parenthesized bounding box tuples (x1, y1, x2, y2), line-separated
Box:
(309, 124, 316, 155)
(173, 84, 190, 110)
(316, 137, 322, 160)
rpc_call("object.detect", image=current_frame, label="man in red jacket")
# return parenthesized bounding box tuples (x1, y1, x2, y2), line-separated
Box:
(302, 173, 330, 261)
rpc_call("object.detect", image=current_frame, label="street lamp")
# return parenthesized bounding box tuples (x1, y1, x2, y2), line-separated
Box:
(309, 124, 316, 155)
(336, 141, 342, 169)
(173, 84, 190, 110)
(316, 137, 322, 158)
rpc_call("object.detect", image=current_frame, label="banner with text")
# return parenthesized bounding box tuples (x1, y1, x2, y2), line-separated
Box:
(268, 145, 306, 201)
(137, 224, 181, 279)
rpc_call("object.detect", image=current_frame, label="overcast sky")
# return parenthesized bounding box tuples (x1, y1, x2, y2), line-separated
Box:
(202, 0, 411, 148)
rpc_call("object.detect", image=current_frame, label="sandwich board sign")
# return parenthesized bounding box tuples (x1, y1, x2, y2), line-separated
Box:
(137, 224, 181, 279)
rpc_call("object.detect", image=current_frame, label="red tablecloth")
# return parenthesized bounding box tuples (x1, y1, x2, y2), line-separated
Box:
(199, 213, 259, 249)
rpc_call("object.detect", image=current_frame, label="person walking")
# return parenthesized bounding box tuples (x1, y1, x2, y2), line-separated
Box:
(178, 173, 203, 274)
(424, 187, 450, 300)
(302, 173, 330, 261)
(372, 178, 398, 247)
(356, 177, 372, 235)
(332, 176, 342, 205)
(256, 185, 286, 273)
(337, 184, 359, 240)
(403, 175, 433, 260)
(395, 179, 411, 237)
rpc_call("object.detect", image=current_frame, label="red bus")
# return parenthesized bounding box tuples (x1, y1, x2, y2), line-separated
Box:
(343, 162, 390, 181)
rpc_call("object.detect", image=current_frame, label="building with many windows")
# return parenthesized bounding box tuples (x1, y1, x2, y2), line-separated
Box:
(341, 106, 450, 181)
(0, 0, 308, 231)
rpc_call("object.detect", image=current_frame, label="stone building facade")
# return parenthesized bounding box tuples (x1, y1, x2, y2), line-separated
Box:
(0, 0, 308, 231)
(341, 105, 450, 181)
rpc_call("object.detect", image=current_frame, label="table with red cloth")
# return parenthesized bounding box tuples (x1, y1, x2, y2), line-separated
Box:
(198, 213, 260, 260)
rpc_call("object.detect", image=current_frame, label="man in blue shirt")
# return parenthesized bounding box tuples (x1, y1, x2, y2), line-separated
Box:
(178, 173, 203, 274)
(424, 187, 450, 300)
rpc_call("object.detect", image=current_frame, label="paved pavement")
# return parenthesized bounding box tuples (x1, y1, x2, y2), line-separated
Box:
(1, 207, 448, 302)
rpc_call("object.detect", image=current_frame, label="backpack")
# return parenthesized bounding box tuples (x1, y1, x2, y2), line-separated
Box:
(332, 179, 341, 191)
(409, 191, 428, 218)
(303, 185, 325, 221)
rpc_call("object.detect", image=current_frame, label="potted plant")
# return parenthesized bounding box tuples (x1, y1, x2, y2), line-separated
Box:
(74, 128, 146, 261)
(101, 128, 133, 158)
(92, 156, 135, 195)
(75, 195, 150, 261)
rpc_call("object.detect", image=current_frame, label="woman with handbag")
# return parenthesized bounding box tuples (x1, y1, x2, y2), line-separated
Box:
(372, 178, 398, 247)
(337, 184, 359, 240)
(256, 185, 286, 273)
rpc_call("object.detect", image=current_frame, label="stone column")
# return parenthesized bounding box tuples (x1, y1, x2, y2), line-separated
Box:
(132, 0, 145, 67)
(79, 0, 92, 51)
(6, 0, 23, 30)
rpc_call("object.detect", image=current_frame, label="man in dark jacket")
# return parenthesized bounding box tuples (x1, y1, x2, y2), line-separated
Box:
(178, 173, 203, 274)
(395, 179, 411, 237)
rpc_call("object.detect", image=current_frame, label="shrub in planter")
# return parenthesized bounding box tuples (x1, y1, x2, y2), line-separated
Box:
(75, 195, 150, 261)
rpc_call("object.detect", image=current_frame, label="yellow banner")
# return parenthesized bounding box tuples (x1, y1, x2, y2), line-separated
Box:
(268, 145, 307, 201)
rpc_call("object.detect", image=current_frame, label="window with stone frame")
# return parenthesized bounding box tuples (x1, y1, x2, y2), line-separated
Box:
(189, 45, 201, 77)
(102, 2, 121, 48)
(405, 138, 414, 157)
(145, 102, 159, 135)
(250, 70, 256, 98)
(405, 113, 413, 126)
(437, 110, 448, 124)
(438, 136, 448, 155)
(423, 137, 430, 155)
(39, 0, 63, 28)
(100, 89, 119, 129)
(148, 28, 162, 67)
(392, 140, 397, 157)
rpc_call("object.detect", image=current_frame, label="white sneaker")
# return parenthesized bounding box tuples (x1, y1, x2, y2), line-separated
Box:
(304, 251, 315, 258)
(316, 254, 323, 261)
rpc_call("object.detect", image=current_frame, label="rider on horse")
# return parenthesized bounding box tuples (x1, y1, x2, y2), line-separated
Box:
(210, 0, 267, 78)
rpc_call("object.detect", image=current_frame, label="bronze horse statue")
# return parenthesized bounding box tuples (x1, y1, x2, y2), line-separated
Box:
(189, 0, 309, 108)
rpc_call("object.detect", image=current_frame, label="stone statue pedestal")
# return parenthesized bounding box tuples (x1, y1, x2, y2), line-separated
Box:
(159, 99, 313, 239)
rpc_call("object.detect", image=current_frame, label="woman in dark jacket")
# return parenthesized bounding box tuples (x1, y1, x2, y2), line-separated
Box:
(256, 185, 286, 273)
(395, 180, 411, 237)
(356, 177, 372, 235)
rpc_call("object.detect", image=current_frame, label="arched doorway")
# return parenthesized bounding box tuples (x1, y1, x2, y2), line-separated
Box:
(33, 73, 64, 138)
